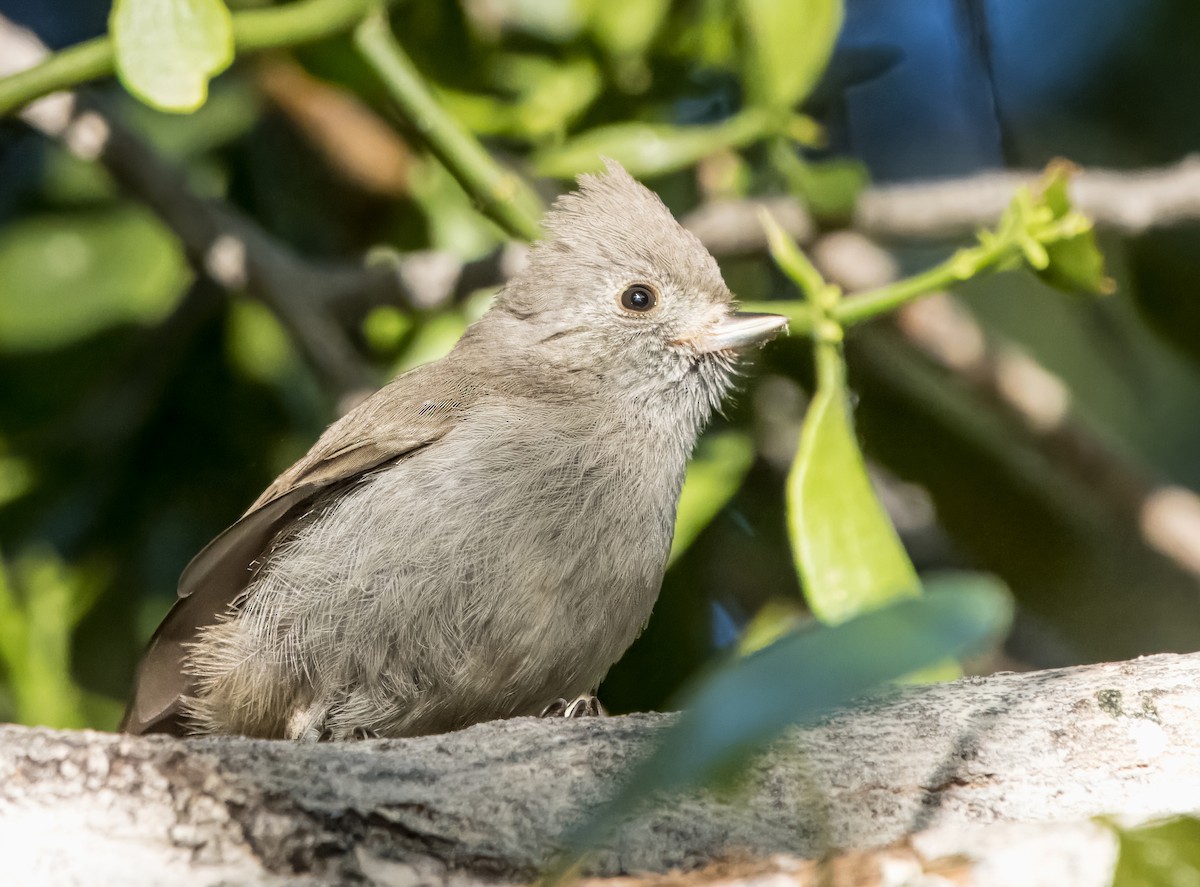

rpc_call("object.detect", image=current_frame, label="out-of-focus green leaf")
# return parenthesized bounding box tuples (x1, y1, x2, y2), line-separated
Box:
(788, 336, 921, 623)
(533, 110, 770, 179)
(0, 550, 107, 729)
(395, 312, 470, 374)
(739, 0, 844, 110)
(491, 0, 587, 42)
(116, 79, 261, 158)
(737, 597, 809, 655)
(409, 159, 503, 257)
(551, 583, 1012, 874)
(588, 0, 670, 89)
(772, 141, 868, 222)
(0, 209, 189, 351)
(363, 306, 415, 355)
(589, 0, 670, 57)
(110, 0, 235, 113)
(1108, 817, 1200, 887)
(225, 299, 297, 384)
(669, 431, 755, 566)
(0, 441, 34, 509)
(1035, 163, 1115, 296)
(491, 55, 602, 141)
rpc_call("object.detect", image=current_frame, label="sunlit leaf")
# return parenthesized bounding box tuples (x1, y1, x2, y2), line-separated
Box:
(669, 431, 756, 566)
(533, 111, 771, 179)
(788, 344, 921, 623)
(110, 0, 234, 113)
(1034, 162, 1115, 296)
(1108, 816, 1200, 887)
(739, 0, 844, 110)
(552, 583, 1012, 874)
(588, 0, 671, 89)
(409, 159, 504, 257)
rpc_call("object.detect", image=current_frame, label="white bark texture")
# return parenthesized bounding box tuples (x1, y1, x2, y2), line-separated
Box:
(4, 652, 1200, 886)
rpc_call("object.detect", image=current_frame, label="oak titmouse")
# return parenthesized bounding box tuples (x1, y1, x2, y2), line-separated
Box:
(122, 162, 787, 740)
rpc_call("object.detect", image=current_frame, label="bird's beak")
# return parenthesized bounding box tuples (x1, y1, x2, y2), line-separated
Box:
(688, 311, 789, 354)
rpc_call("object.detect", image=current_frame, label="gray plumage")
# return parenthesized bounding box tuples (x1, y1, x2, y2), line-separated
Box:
(122, 162, 785, 740)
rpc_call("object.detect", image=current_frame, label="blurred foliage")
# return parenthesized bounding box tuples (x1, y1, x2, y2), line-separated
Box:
(1107, 817, 1200, 887)
(0, 0, 1199, 791)
(554, 575, 1011, 877)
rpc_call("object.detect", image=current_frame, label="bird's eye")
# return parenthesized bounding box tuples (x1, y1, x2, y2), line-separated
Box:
(620, 284, 658, 313)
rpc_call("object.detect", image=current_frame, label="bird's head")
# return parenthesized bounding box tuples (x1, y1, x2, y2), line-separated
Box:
(487, 161, 787, 428)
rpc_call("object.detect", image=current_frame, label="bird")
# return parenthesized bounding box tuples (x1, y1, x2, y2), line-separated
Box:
(121, 161, 787, 741)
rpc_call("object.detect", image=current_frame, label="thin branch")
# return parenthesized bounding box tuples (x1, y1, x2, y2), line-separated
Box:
(857, 155, 1200, 239)
(352, 11, 544, 242)
(809, 230, 1200, 592)
(0, 34, 110, 120)
(687, 158, 1200, 250)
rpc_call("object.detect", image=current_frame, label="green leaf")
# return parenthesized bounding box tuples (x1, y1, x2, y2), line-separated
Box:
(533, 111, 771, 179)
(0, 208, 189, 351)
(1108, 817, 1200, 887)
(589, 0, 671, 59)
(1033, 163, 1115, 296)
(788, 351, 921, 624)
(669, 431, 756, 566)
(225, 299, 297, 384)
(551, 584, 1012, 874)
(494, 55, 602, 141)
(739, 0, 844, 110)
(0, 550, 104, 729)
(110, 0, 235, 113)
(771, 142, 869, 223)
(737, 597, 809, 655)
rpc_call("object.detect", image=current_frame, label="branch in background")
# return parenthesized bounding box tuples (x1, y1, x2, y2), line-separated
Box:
(683, 155, 1200, 254)
(857, 155, 1200, 239)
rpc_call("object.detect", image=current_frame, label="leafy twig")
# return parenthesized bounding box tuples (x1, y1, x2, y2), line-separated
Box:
(0, 0, 382, 118)
(353, 10, 544, 242)
(747, 167, 1109, 334)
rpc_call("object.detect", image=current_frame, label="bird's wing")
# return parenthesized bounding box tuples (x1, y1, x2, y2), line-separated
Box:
(121, 364, 477, 735)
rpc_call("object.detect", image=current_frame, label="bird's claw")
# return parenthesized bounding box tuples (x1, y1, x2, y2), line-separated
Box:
(540, 695, 607, 718)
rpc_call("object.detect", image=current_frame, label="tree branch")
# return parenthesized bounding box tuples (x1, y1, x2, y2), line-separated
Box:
(5, 653, 1200, 884)
(352, 11, 544, 242)
(856, 155, 1200, 239)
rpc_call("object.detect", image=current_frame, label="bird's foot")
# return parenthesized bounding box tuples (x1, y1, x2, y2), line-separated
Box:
(540, 695, 607, 718)
(287, 701, 378, 741)
(317, 725, 379, 741)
